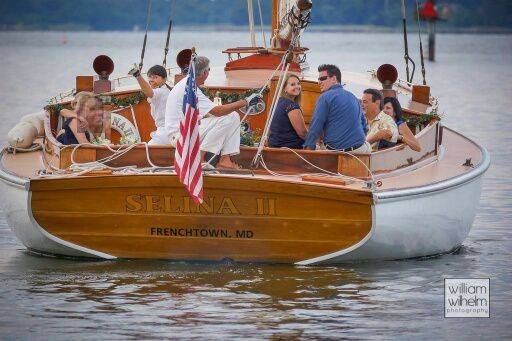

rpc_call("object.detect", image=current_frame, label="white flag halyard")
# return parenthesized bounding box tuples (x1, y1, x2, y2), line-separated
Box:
(174, 58, 203, 204)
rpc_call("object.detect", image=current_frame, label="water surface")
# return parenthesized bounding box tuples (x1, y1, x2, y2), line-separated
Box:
(0, 31, 511, 339)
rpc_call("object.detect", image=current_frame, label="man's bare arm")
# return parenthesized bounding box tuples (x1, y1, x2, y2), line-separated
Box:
(208, 99, 247, 117)
(366, 129, 392, 143)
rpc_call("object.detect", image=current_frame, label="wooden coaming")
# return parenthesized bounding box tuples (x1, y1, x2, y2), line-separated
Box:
(370, 122, 439, 174)
(56, 144, 373, 178)
(30, 174, 373, 262)
(112, 97, 154, 144)
(43, 64, 440, 180)
(225, 53, 302, 72)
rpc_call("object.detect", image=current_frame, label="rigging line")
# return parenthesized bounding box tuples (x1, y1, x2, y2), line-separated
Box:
(256, 0, 267, 48)
(251, 32, 300, 168)
(415, 0, 427, 85)
(128, 105, 141, 141)
(400, 0, 415, 84)
(251, 62, 290, 168)
(198, 43, 292, 161)
(163, 0, 176, 67)
(163, 21, 173, 67)
(68, 141, 171, 174)
(247, 0, 256, 47)
(199, 51, 291, 170)
(281, 146, 374, 185)
(139, 0, 153, 71)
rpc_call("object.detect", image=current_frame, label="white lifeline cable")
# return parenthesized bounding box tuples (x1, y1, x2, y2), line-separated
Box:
(281, 147, 375, 184)
(252, 62, 290, 167)
(39, 141, 174, 179)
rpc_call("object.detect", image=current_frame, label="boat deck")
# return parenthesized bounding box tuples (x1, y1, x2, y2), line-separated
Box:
(378, 127, 483, 191)
(1, 127, 485, 195)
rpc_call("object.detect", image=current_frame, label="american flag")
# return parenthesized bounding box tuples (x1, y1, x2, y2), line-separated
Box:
(174, 59, 203, 204)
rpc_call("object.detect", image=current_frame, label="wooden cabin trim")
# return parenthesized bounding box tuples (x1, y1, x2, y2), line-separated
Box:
(298, 79, 321, 124)
(225, 53, 302, 72)
(338, 154, 371, 178)
(59, 147, 96, 169)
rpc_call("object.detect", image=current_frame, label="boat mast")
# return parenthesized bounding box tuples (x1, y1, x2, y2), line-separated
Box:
(271, 0, 280, 42)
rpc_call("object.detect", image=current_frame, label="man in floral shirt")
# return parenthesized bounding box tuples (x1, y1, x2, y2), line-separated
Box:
(362, 88, 399, 151)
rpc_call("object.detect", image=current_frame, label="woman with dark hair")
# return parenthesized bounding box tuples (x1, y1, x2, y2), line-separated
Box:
(382, 97, 421, 152)
(268, 74, 308, 149)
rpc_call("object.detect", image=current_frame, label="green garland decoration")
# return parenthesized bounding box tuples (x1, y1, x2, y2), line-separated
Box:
(405, 110, 441, 127)
(44, 91, 146, 115)
(101, 91, 146, 107)
(44, 103, 72, 115)
(200, 87, 266, 104)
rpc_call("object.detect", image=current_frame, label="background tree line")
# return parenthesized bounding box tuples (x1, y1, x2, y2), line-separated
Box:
(1, 0, 510, 31)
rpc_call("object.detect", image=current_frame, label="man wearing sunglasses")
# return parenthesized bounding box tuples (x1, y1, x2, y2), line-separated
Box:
(303, 64, 371, 153)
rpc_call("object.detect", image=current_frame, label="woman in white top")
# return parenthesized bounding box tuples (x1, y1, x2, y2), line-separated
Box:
(131, 65, 171, 145)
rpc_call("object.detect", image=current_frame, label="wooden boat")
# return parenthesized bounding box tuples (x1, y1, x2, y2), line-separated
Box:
(0, 1, 489, 264)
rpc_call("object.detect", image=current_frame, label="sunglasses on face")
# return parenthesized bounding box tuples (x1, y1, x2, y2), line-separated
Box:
(318, 75, 330, 82)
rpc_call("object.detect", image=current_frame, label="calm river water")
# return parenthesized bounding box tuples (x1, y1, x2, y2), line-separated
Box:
(0, 31, 511, 339)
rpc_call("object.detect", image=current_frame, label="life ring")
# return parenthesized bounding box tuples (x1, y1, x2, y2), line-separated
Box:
(110, 113, 140, 142)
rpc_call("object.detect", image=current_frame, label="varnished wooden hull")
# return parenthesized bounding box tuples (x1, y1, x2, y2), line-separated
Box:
(0, 127, 490, 264)
(28, 175, 373, 263)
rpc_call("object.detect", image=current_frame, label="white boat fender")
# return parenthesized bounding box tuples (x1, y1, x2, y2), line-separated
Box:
(7, 112, 45, 149)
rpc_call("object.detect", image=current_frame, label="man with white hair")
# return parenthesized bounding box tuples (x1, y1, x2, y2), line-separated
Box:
(164, 55, 260, 169)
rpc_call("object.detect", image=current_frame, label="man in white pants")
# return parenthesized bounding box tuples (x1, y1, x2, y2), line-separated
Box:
(164, 56, 260, 169)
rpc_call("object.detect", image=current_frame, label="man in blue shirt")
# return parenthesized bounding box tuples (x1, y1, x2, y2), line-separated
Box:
(303, 64, 371, 153)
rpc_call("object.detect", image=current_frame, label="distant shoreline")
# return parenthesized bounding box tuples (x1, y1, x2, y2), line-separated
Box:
(1, 24, 511, 34)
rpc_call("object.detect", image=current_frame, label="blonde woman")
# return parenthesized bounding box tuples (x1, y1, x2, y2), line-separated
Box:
(59, 91, 91, 118)
(268, 74, 308, 149)
(56, 93, 103, 145)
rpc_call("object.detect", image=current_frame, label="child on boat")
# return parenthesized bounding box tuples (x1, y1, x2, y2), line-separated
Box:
(129, 64, 171, 145)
